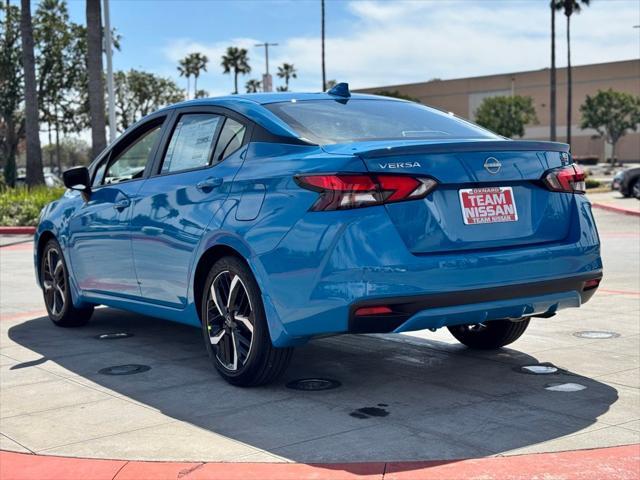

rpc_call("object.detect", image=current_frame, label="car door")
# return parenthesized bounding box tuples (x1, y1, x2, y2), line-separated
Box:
(67, 115, 168, 297)
(131, 107, 252, 307)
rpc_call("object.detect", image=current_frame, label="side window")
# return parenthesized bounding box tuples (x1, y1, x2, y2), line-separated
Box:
(103, 125, 162, 184)
(212, 118, 247, 164)
(161, 114, 222, 174)
(92, 157, 108, 187)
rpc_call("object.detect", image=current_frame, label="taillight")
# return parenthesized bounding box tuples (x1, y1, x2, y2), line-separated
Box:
(295, 174, 438, 211)
(543, 165, 586, 194)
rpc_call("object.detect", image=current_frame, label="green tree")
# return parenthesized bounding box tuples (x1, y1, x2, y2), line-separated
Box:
(0, 0, 23, 187)
(86, 0, 106, 159)
(221, 46, 250, 95)
(42, 137, 91, 169)
(276, 62, 297, 91)
(245, 79, 261, 93)
(194, 88, 208, 99)
(555, 0, 590, 146)
(188, 52, 208, 96)
(580, 89, 640, 164)
(114, 69, 184, 131)
(20, 0, 44, 186)
(475, 95, 538, 138)
(177, 55, 193, 98)
(34, 0, 84, 173)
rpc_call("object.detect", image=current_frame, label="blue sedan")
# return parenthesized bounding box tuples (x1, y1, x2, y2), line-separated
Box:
(35, 84, 602, 386)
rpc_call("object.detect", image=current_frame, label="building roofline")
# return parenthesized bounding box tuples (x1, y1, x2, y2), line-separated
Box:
(356, 58, 639, 92)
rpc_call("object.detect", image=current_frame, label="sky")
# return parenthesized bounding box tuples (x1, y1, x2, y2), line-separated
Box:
(64, 0, 640, 97)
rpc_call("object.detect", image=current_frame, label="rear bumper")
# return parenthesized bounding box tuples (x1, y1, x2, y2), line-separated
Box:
(349, 273, 601, 334)
(255, 196, 602, 347)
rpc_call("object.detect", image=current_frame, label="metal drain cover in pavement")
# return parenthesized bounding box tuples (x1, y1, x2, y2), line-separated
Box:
(286, 378, 341, 391)
(545, 382, 587, 392)
(99, 364, 150, 376)
(95, 332, 133, 340)
(520, 364, 559, 375)
(573, 331, 620, 339)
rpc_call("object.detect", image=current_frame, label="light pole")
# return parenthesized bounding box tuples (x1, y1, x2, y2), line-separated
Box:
(321, 0, 326, 91)
(255, 42, 278, 92)
(103, 0, 116, 143)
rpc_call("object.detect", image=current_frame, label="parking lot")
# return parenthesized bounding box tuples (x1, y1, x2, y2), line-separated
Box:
(0, 209, 638, 470)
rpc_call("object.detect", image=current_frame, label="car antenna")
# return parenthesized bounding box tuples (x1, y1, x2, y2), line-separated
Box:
(327, 82, 350, 98)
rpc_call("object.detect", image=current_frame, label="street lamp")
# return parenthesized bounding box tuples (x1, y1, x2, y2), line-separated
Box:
(255, 42, 278, 92)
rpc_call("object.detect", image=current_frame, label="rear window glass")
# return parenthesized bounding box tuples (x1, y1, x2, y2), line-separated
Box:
(266, 99, 499, 145)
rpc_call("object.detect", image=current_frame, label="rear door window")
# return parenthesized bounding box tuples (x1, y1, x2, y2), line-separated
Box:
(211, 118, 247, 164)
(161, 114, 223, 174)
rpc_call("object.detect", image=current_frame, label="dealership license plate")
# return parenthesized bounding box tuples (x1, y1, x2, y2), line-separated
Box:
(459, 187, 518, 225)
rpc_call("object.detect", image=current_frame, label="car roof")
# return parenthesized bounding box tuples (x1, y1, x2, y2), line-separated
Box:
(171, 92, 400, 108)
(155, 92, 405, 142)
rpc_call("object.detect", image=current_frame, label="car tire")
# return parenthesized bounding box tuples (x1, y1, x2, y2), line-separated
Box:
(631, 179, 640, 200)
(40, 239, 94, 327)
(447, 318, 530, 349)
(201, 256, 293, 386)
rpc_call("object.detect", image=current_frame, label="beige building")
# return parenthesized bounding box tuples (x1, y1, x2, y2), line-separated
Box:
(359, 59, 640, 162)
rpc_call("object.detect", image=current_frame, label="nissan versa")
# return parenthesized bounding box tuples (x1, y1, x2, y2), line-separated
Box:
(35, 84, 602, 386)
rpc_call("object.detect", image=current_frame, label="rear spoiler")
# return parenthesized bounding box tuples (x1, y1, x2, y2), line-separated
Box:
(355, 141, 570, 159)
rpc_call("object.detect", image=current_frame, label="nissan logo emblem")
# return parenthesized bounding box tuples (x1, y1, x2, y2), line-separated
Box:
(484, 157, 502, 174)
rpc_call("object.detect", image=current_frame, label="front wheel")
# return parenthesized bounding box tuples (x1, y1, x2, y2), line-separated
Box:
(201, 256, 293, 386)
(40, 239, 94, 327)
(447, 318, 530, 350)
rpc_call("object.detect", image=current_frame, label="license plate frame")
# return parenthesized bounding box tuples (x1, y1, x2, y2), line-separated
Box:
(459, 186, 518, 225)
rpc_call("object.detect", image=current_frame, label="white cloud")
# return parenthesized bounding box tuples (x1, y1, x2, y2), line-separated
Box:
(162, 0, 640, 95)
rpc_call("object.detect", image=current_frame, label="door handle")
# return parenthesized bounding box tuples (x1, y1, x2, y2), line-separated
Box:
(113, 198, 131, 211)
(196, 177, 223, 192)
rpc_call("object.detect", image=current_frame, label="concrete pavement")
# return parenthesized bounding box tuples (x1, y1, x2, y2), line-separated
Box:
(0, 209, 638, 468)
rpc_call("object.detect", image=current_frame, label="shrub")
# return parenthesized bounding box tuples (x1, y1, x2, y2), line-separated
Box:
(586, 178, 601, 189)
(0, 186, 66, 226)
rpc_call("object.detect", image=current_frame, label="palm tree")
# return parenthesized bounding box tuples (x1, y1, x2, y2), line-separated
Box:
(321, 0, 326, 91)
(556, 0, 590, 146)
(178, 56, 193, 99)
(188, 52, 208, 95)
(550, 1, 557, 141)
(86, 0, 106, 159)
(277, 63, 297, 91)
(20, 0, 44, 185)
(245, 79, 262, 93)
(221, 46, 251, 94)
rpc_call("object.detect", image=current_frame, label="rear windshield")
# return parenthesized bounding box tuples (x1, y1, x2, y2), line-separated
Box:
(265, 99, 499, 144)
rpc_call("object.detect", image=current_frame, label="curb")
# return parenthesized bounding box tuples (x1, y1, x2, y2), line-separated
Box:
(1, 444, 639, 480)
(592, 202, 640, 217)
(0, 226, 36, 235)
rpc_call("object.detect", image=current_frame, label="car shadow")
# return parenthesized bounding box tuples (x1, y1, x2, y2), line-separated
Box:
(7, 307, 618, 470)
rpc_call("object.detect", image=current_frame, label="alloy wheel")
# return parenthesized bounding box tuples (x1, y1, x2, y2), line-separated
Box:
(206, 271, 254, 371)
(42, 248, 66, 316)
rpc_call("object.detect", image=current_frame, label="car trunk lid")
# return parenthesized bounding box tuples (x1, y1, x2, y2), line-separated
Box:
(325, 140, 575, 254)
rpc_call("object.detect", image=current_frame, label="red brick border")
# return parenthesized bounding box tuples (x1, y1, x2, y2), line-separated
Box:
(0, 226, 36, 235)
(1, 444, 638, 480)
(592, 202, 640, 217)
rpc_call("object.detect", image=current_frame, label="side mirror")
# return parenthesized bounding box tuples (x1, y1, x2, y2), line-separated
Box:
(63, 167, 91, 193)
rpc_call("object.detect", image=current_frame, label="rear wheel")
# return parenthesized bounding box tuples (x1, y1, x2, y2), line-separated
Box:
(447, 318, 530, 349)
(631, 179, 640, 200)
(40, 239, 93, 327)
(201, 256, 293, 386)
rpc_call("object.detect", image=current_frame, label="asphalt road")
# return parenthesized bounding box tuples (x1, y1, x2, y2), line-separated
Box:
(0, 209, 638, 463)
